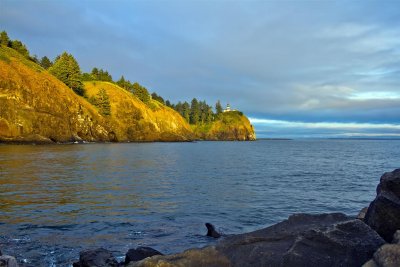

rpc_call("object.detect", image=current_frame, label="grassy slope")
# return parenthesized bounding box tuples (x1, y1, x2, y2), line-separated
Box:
(84, 81, 194, 141)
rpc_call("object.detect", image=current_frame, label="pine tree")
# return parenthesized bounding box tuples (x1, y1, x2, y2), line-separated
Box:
(97, 88, 111, 116)
(49, 52, 85, 96)
(0, 31, 10, 46)
(40, 56, 52, 69)
(10, 40, 29, 58)
(215, 100, 223, 115)
(182, 102, 190, 122)
(190, 98, 200, 124)
(132, 82, 150, 103)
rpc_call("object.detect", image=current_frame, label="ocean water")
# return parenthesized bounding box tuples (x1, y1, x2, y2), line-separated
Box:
(0, 140, 399, 266)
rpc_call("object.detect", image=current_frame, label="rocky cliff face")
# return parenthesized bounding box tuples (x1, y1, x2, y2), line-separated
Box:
(193, 111, 256, 141)
(0, 47, 111, 143)
(84, 81, 194, 142)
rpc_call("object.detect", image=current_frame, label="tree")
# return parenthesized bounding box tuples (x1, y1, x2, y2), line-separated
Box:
(40, 56, 52, 69)
(215, 100, 223, 115)
(190, 98, 200, 124)
(10, 40, 29, 58)
(151, 92, 165, 104)
(165, 100, 171, 107)
(132, 82, 150, 103)
(0, 31, 10, 46)
(49, 52, 85, 96)
(96, 88, 111, 116)
(182, 102, 190, 122)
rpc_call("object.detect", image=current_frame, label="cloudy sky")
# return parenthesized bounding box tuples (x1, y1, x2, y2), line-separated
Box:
(1, 0, 400, 138)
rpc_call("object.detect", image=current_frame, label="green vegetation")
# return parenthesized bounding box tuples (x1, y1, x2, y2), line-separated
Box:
(39, 56, 52, 69)
(89, 88, 111, 116)
(49, 52, 85, 96)
(169, 99, 217, 125)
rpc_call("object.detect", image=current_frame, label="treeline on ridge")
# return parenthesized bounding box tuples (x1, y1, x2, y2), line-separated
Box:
(1, 30, 235, 125)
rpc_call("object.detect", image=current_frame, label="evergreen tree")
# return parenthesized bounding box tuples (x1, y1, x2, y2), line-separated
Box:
(10, 40, 29, 58)
(40, 56, 52, 69)
(165, 100, 171, 107)
(151, 92, 165, 104)
(190, 98, 200, 124)
(215, 100, 223, 115)
(49, 52, 85, 96)
(182, 102, 190, 122)
(132, 82, 150, 103)
(0, 31, 10, 46)
(96, 88, 111, 116)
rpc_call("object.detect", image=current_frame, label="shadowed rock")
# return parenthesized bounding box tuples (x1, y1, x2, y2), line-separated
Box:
(365, 169, 400, 242)
(0, 255, 19, 267)
(124, 247, 163, 265)
(73, 248, 118, 267)
(206, 223, 221, 238)
(129, 213, 384, 267)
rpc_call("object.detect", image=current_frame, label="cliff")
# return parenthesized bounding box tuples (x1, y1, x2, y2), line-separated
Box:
(193, 111, 256, 141)
(0, 46, 111, 143)
(0, 45, 255, 143)
(84, 81, 194, 142)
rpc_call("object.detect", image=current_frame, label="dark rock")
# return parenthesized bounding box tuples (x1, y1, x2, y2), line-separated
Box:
(358, 206, 369, 220)
(124, 247, 163, 264)
(392, 230, 400, 244)
(365, 169, 400, 242)
(373, 244, 400, 267)
(206, 223, 221, 238)
(0, 256, 19, 267)
(73, 248, 118, 267)
(129, 213, 385, 267)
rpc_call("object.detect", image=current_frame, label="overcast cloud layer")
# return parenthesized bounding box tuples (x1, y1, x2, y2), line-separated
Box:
(1, 0, 399, 138)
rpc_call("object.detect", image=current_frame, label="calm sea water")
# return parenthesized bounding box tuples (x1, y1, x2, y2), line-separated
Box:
(0, 140, 399, 266)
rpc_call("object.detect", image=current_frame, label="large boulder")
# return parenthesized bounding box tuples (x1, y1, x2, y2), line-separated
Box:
(129, 213, 385, 267)
(73, 248, 119, 267)
(124, 247, 163, 265)
(365, 169, 400, 242)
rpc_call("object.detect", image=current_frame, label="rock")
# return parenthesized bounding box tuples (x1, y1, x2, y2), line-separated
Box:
(373, 244, 400, 267)
(73, 248, 118, 267)
(392, 230, 400, 244)
(206, 223, 221, 238)
(129, 213, 385, 267)
(358, 206, 369, 220)
(124, 247, 163, 265)
(0, 255, 19, 267)
(362, 259, 379, 267)
(365, 169, 400, 242)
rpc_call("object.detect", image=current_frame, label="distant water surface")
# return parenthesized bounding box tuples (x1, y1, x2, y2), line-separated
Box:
(0, 140, 399, 266)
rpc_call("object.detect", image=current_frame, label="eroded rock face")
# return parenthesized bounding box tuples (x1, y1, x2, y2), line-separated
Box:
(124, 247, 163, 265)
(365, 169, 400, 242)
(130, 213, 385, 267)
(72, 248, 118, 267)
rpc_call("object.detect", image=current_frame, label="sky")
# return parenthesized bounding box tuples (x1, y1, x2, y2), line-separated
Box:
(1, 0, 400, 138)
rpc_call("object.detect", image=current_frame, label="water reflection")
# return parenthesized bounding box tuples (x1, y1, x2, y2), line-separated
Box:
(0, 141, 400, 266)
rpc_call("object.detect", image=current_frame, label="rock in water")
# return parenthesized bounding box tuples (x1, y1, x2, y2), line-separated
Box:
(73, 248, 118, 267)
(129, 213, 385, 267)
(206, 223, 221, 238)
(124, 247, 163, 265)
(365, 169, 400, 242)
(0, 255, 19, 267)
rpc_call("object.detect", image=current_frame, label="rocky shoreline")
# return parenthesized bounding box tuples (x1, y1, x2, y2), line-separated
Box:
(1, 169, 399, 267)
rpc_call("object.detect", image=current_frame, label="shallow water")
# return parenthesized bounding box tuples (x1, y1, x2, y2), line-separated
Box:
(0, 140, 399, 266)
